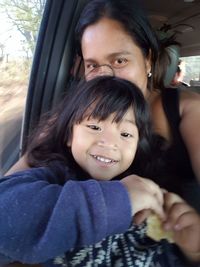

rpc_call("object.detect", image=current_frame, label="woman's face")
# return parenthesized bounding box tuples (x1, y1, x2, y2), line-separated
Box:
(81, 17, 151, 97)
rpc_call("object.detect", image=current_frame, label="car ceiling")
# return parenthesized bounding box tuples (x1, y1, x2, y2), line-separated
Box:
(141, 0, 200, 56)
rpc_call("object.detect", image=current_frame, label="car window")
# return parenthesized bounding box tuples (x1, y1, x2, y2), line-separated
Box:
(180, 56, 200, 87)
(0, 0, 46, 175)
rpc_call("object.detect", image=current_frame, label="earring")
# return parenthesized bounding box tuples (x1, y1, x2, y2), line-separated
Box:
(147, 72, 152, 78)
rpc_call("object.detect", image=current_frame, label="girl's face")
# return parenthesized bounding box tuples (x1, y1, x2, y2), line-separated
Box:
(68, 107, 139, 180)
(81, 17, 151, 97)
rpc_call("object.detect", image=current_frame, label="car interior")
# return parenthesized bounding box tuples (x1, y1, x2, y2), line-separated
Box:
(1, 0, 200, 266)
(1, 0, 200, 178)
(142, 0, 200, 56)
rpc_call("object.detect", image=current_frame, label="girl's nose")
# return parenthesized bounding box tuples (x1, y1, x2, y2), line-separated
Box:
(86, 64, 114, 80)
(97, 131, 118, 150)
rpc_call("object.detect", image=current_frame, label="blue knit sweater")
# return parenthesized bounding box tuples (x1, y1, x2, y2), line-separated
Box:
(0, 162, 132, 265)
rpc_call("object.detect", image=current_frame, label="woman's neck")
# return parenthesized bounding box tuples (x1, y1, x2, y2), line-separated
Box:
(146, 89, 160, 105)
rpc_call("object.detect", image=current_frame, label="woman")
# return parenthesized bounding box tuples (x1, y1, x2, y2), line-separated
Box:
(73, 0, 200, 210)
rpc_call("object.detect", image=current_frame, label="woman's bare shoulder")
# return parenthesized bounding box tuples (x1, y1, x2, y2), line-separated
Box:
(179, 89, 200, 115)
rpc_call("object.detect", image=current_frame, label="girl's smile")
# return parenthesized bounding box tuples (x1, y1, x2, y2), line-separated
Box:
(90, 154, 119, 165)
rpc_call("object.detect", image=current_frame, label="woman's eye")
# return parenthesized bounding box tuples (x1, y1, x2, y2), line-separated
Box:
(86, 63, 98, 70)
(113, 58, 128, 68)
(87, 124, 101, 131)
(121, 132, 133, 138)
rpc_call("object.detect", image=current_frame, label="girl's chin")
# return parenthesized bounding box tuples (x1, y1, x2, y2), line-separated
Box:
(87, 170, 117, 181)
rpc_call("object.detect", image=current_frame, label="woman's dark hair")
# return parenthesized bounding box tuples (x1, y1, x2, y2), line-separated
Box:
(75, 0, 159, 90)
(27, 76, 158, 178)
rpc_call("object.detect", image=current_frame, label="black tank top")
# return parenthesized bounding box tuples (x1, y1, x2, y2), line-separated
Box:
(161, 88, 200, 212)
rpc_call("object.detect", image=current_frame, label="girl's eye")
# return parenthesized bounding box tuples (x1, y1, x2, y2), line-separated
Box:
(113, 58, 128, 68)
(87, 124, 101, 131)
(121, 132, 133, 138)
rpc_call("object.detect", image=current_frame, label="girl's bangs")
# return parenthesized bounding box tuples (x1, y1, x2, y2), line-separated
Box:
(77, 92, 132, 123)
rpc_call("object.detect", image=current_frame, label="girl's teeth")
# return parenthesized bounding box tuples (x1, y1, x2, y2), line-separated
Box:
(94, 155, 113, 163)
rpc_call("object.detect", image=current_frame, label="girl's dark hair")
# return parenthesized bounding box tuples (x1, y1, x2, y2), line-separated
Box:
(27, 76, 160, 178)
(75, 0, 159, 90)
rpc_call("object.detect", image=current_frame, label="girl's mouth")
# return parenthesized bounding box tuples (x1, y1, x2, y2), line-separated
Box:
(91, 154, 119, 164)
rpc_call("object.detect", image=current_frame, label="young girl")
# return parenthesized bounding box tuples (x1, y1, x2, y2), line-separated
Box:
(0, 77, 199, 267)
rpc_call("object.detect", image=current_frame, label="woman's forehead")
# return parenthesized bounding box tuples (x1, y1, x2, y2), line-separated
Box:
(81, 18, 137, 59)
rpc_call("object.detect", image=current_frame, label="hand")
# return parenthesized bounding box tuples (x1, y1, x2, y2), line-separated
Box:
(121, 174, 165, 221)
(163, 192, 200, 262)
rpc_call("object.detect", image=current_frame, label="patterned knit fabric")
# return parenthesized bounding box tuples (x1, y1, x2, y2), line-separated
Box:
(51, 223, 188, 267)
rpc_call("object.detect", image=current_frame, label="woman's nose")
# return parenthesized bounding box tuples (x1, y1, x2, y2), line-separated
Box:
(86, 64, 114, 80)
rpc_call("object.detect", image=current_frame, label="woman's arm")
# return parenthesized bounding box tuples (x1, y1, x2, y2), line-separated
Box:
(5, 155, 29, 176)
(163, 192, 200, 264)
(179, 90, 200, 183)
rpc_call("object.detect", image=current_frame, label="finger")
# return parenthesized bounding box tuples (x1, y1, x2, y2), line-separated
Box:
(164, 202, 193, 230)
(133, 209, 151, 224)
(164, 192, 183, 213)
(149, 197, 165, 220)
(162, 188, 168, 194)
(172, 211, 200, 231)
(144, 179, 164, 206)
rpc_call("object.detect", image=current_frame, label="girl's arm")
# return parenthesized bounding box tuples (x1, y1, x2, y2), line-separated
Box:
(0, 167, 132, 264)
(179, 90, 200, 183)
